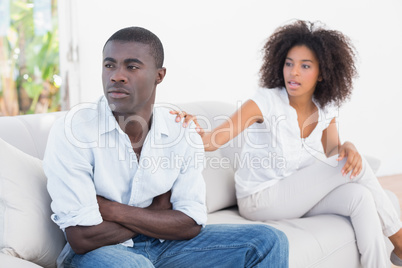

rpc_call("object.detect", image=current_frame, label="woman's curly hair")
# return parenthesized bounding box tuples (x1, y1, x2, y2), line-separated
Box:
(259, 20, 358, 108)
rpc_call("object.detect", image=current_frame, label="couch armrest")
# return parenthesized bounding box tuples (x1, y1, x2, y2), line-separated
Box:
(0, 253, 42, 268)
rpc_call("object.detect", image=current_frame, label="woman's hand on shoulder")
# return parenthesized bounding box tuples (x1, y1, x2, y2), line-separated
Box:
(169, 110, 204, 136)
(170, 100, 263, 151)
(337, 141, 362, 179)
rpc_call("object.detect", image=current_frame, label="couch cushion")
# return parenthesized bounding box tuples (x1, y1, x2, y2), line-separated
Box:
(176, 102, 241, 213)
(203, 150, 236, 213)
(207, 207, 360, 268)
(0, 137, 65, 268)
(0, 253, 42, 268)
(208, 189, 399, 268)
(0, 112, 66, 160)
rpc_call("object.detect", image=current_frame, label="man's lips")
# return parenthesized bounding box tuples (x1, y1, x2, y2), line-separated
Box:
(107, 88, 129, 99)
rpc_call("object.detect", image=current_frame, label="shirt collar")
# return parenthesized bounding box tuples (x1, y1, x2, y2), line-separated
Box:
(151, 105, 169, 139)
(99, 96, 118, 135)
(279, 87, 321, 112)
(279, 87, 290, 104)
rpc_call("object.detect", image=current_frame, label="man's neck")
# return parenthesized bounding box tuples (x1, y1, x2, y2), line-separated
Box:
(113, 110, 153, 156)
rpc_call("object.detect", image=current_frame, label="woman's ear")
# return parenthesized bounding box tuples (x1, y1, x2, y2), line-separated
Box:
(318, 74, 323, 82)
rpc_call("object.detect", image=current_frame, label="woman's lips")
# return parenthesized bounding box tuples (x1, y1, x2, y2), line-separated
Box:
(288, 81, 300, 90)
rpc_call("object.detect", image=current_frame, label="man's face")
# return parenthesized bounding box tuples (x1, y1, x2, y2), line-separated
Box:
(102, 40, 164, 116)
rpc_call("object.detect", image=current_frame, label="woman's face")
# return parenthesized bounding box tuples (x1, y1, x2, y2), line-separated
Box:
(283, 45, 321, 100)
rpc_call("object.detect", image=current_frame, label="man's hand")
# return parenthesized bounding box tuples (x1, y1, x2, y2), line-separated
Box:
(97, 195, 116, 222)
(97, 191, 173, 219)
(96, 191, 200, 241)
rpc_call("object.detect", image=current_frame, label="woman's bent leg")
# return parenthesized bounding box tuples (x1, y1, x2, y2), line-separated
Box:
(238, 156, 401, 236)
(305, 183, 387, 268)
(347, 158, 401, 237)
(238, 156, 351, 221)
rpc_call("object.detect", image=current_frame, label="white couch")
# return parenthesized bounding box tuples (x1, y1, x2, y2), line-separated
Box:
(0, 101, 399, 268)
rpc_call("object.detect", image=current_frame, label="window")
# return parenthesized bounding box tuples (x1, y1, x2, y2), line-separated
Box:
(0, 0, 60, 116)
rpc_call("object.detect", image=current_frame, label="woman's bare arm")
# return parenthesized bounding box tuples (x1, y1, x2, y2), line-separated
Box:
(172, 100, 263, 151)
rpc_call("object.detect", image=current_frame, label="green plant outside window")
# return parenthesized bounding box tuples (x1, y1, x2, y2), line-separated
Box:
(0, 0, 60, 116)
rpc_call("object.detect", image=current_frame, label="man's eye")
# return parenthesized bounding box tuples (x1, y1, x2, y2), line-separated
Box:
(128, 66, 138, 70)
(104, 64, 113, 68)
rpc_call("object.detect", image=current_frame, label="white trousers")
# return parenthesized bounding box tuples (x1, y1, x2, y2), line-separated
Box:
(237, 156, 402, 268)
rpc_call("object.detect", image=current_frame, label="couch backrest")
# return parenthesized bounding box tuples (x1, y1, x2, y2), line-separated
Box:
(175, 101, 241, 212)
(0, 111, 67, 159)
(0, 101, 241, 160)
(0, 102, 382, 214)
(0, 102, 241, 213)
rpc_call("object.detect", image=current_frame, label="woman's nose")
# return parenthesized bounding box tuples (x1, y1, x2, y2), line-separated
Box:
(290, 66, 299, 76)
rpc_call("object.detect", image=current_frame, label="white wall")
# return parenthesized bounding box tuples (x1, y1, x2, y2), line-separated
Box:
(63, 0, 402, 176)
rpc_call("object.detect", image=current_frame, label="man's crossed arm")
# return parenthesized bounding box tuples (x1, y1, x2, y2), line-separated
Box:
(66, 191, 202, 254)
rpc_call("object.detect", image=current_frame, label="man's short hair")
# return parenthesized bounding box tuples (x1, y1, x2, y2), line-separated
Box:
(104, 26, 164, 68)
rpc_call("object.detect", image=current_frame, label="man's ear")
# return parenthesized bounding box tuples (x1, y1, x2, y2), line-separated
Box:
(156, 67, 167, 85)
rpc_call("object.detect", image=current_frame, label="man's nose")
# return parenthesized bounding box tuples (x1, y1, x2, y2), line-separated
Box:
(111, 68, 127, 83)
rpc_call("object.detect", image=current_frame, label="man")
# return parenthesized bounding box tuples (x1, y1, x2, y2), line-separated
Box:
(44, 26, 288, 267)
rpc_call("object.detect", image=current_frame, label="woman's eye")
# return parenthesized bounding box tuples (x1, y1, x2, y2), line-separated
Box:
(285, 62, 292, 67)
(302, 64, 310, 69)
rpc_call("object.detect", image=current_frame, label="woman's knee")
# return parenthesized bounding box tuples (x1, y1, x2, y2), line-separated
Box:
(337, 183, 376, 212)
(346, 183, 372, 200)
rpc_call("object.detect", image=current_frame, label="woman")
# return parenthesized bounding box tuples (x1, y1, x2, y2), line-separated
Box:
(172, 20, 402, 267)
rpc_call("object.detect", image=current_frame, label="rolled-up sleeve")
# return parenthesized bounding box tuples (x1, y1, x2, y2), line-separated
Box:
(170, 124, 207, 226)
(44, 118, 102, 230)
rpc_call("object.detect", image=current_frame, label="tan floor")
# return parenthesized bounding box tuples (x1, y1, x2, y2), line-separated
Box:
(378, 174, 402, 268)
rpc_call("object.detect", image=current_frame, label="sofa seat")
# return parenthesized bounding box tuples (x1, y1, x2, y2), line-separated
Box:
(0, 101, 399, 268)
(209, 207, 361, 268)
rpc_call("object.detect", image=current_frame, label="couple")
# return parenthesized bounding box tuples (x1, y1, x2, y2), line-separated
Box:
(44, 22, 402, 268)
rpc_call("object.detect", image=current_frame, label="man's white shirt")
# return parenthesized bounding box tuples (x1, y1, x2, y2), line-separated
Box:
(44, 96, 207, 247)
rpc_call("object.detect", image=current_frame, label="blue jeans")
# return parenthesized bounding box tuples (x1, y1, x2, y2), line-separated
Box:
(64, 224, 288, 268)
